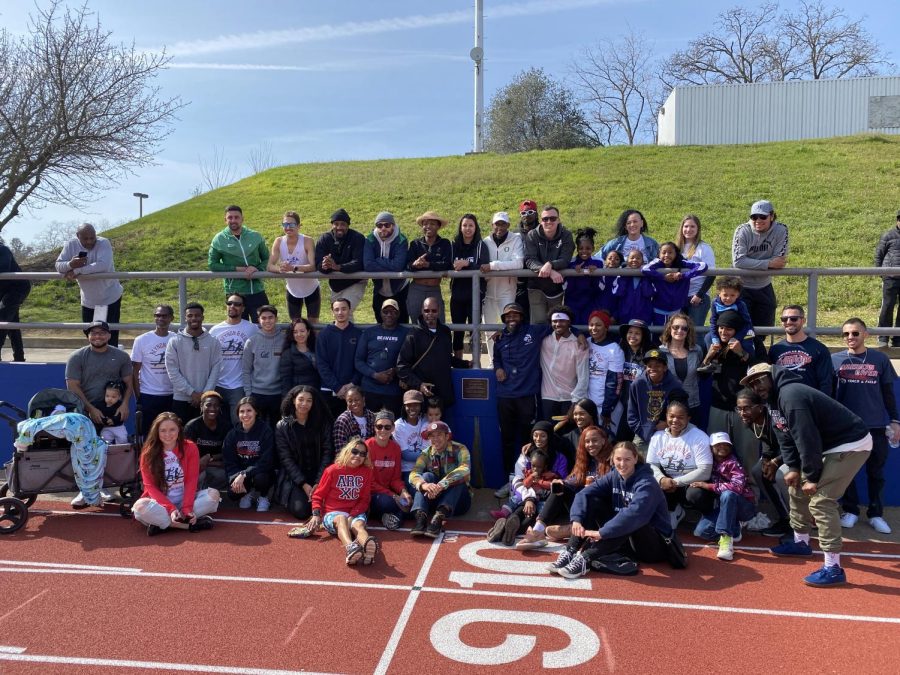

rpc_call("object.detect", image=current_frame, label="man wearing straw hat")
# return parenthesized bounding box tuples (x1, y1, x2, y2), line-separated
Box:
(406, 210, 453, 322)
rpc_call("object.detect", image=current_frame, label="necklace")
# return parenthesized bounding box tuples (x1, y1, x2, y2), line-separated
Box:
(849, 349, 867, 364)
(752, 421, 765, 439)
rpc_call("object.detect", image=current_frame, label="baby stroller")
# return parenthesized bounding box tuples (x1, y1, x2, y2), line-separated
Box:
(0, 387, 142, 534)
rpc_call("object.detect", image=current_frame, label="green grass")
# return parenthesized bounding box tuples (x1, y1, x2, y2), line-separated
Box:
(20, 134, 900, 330)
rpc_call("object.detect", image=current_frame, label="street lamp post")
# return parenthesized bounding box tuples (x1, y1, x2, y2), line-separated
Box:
(133, 192, 149, 219)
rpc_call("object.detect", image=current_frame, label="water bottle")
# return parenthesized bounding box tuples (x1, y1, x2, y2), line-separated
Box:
(886, 425, 900, 449)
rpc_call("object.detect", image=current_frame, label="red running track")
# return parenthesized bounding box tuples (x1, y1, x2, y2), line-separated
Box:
(1, 503, 899, 674)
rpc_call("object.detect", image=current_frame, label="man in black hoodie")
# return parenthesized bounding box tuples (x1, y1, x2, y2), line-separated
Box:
(314, 208, 367, 314)
(741, 364, 871, 587)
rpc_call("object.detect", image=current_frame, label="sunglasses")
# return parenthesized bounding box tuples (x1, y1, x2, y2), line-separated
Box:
(375, 222, 393, 229)
(282, 222, 298, 228)
(541, 216, 559, 223)
(520, 209, 536, 217)
(842, 331, 861, 338)
(154, 313, 171, 318)
(226, 301, 244, 307)
(191, 335, 200, 351)
(350, 449, 368, 458)
(670, 325, 688, 332)
(750, 214, 770, 221)
(374, 424, 393, 430)
(422, 309, 439, 314)
(780, 316, 802, 323)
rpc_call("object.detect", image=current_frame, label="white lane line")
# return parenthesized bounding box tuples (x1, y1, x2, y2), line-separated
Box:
(373, 533, 444, 675)
(0, 589, 49, 624)
(420, 586, 900, 624)
(0, 559, 141, 572)
(0, 651, 342, 674)
(0, 646, 26, 653)
(283, 606, 313, 645)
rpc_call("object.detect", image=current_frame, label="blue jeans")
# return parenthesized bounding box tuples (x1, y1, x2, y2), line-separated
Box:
(694, 490, 756, 539)
(370, 492, 404, 518)
(684, 293, 710, 331)
(412, 472, 471, 516)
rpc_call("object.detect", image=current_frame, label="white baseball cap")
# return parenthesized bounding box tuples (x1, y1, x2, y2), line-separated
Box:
(709, 432, 733, 447)
(492, 211, 510, 224)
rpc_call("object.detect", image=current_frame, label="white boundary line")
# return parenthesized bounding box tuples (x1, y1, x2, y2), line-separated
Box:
(373, 533, 443, 675)
(0, 651, 341, 674)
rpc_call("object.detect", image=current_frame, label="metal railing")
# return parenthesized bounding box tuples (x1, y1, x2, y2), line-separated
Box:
(0, 267, 896, 352)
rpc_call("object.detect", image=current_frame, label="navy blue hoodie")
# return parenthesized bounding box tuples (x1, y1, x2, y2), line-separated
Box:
(627, 370, 682, 443)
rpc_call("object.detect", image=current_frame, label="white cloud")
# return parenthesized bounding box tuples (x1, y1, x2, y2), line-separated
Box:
(162, 0, 628, 58)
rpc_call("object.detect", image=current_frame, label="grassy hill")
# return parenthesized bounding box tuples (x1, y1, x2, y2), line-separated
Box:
(20, 134, 900, 333)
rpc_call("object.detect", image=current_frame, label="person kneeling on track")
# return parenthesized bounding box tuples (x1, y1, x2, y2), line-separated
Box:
(548, 441, 673, 579)
(288, 438, 379, 567)
(132, 412, 220, 537)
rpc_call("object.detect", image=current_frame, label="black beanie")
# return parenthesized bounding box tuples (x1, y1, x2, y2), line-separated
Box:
(331, 208, 351, 224)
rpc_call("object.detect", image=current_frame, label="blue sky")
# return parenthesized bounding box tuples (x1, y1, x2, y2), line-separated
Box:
(1, 0, 896, 245)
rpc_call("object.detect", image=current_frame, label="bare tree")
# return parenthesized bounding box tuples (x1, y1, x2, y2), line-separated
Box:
(772, 0, 891, 80)
(485, 68, 600, 153)
(247, 141, 277, 174)
(662, 3, 779, 86)
(0, 2, 183, 233)
(571, 29, 660, 145)
(198, 146, 236, 192)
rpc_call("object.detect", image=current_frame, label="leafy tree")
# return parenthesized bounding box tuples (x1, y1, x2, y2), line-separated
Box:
(485, 68, 600, 153)
(0, 1, 183, 232)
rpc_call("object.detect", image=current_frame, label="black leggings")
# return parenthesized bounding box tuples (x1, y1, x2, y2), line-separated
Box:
(450, 293, 478, 352)
(567, 496, 668, 563)
(537, 484, 579, 525)
(227, 469, 275, 502)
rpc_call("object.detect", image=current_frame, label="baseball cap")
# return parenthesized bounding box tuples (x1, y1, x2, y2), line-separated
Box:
(519, 200, 537, 212)
(750, 200, 774, 217)
(84, 320, 110, 336)
(492, 211, 510, 224)
(642, 348, 666, 364)
(422, 420, 451, 439)
(402, 390, 425, 405)
(709, 432, 733, 447)
(381, 299, 400, 312)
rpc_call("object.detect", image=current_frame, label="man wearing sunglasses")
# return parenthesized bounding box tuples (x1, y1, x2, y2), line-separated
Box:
(874, 209, 900, 347)
(767, 305, 832, 395)
(732, 200, 789, 354)
(523, 205, 575, 324)
(165, 302, 222, 425)
(131, 305, 176, 434)
(832, 317, 898, 535)
(210, 294, 259, 425)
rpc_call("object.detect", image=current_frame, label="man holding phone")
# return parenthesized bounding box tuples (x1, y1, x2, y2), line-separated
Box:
(55, 223, 124, 347)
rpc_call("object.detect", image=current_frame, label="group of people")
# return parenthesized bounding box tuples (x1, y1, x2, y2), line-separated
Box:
(10, 199, 897, 584)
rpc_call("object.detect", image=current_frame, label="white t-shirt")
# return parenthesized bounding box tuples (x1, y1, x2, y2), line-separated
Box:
(588, 340, 625, 412)
(163, 450, 185, 506)
(621, 235, 645, 259)
(210, 320, 259, 390)
(647, 425, 712, 485)
(394, 418, 427, 473)
(131, 331, 174, 395)
(354, 414, 368, 438)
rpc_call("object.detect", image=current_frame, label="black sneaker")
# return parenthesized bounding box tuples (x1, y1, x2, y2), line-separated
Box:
(425, 511, 446, 538)
(147, 524, 163, 537)
(486, 517, 507, 543)
(189, 515, 214, 533)
(411, 510, 429, 537)
(501, 513, 521, 546)
(761, 520, 791, 538)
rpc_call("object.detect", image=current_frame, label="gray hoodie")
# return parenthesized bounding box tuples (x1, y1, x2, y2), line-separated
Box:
(731, 220, 789, 290)
(164, 330, 223, 402)
(242, 329, 284, 396)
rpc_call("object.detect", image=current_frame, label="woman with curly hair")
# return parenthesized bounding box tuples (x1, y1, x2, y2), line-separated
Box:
(132, 412, 220, 537)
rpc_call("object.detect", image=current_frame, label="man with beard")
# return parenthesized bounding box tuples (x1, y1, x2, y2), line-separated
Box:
(131, 305, 175, 434)
(767, 304, 832, 395)
(523, 206, 575, 325)
(165, 303, 222, 425)
(315, 208, 367, 313)
(355, 299, 409, 417)
(397, 297, 470, 409)
(209, 293, 259, 425)
(208, 205, 270, 322)
(515, 200, 540, 322)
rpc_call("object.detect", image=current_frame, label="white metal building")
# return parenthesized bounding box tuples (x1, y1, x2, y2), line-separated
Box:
(657, 76, 900, 146)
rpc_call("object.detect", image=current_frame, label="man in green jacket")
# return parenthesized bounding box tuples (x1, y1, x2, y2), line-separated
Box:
(208, 205, 270, 322)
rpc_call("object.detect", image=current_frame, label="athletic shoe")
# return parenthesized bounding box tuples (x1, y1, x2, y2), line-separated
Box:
(486, 518, 507, 543)
(501, 513, 521, 547)
(256, 496, 270, 513)
(515, 527, 548, 550)
(545, 524, 571, 541)
(762, 520, 792, 538)
(557, 552, 589, 579)
(381, 513, 401, 531)
(770, 540, 813, 557)
(362, 536, 380, 565)
(695, 361, 721, 375)
(744, 512, 772, 532)
(345, 541, 364, 566)
(670, 504, 685, 530)
(238, 493, 254, 509)
(147, 524, 163, 537)
(100, 490, 113, 502)
(425, 511, 446, 539)
(804, 565, 846, 587)
(547, 549, 574, 574)
(717, 534, 734, 561)
(493, 484, 510, 499)
(189, 515, 214, 532)
(839, 512, 858, 528)
(70, 492, 87, 507)
(869, 516, 892, 534)
(732, 530, 742, 544)
(489, 507, 509, 519)
(410, 510, 429, 537)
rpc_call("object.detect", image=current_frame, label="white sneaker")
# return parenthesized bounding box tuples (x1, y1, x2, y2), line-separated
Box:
(717, 534, 734, 561)
(839, 512, 858, 528)
(238, 493, 253, 509)
(744, 512, 772, 532)
(493, 484, 510, 499)
(70, 492, 86, 507)
(100, 490, 113, 502)
(670, 504, 685, 530)
(869, 516, 892, 534)
(256, 496, 270, 512)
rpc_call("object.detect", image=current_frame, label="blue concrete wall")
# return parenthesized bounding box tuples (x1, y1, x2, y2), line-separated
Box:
(2, 362, 897, 503)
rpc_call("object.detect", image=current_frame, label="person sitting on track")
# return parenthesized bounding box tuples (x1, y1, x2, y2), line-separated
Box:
(184, 390, 232, 492)
(289, 438, 379, 567)
(132, 412, 221, 537)
(409, 421, 472, 539)
(365, 410, 412, 531)
(516, 425, 613, 550)
(222, 397, 277, 513)
(548, 441, 673, 579)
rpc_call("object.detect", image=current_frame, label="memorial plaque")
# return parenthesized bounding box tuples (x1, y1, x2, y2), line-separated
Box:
(461, 377, 489, 400)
